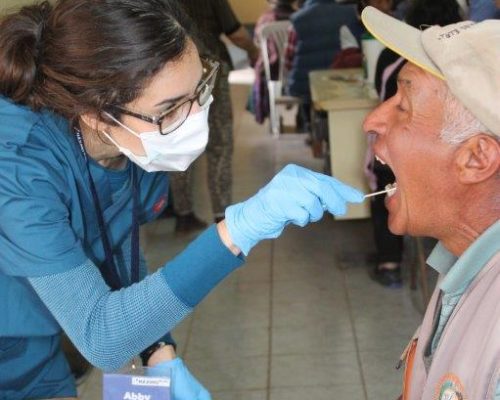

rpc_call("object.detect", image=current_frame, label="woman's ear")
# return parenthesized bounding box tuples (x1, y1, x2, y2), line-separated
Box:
(79, 112, 113, 133)
(455, 134, 500, 184)
(80, 112, 98, 131)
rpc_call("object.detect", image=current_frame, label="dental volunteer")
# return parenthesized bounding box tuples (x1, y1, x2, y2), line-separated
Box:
(0, 0, 364, 399)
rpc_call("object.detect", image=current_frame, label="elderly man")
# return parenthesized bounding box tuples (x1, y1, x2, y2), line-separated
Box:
(361, 7, 499, 400)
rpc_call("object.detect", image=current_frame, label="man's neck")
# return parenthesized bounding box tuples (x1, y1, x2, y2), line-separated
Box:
(440, 223, 482, 257)
(439, 207, 499, 257)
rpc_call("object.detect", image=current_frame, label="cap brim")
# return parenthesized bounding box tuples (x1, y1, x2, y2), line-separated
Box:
(361, 6, 445, 80)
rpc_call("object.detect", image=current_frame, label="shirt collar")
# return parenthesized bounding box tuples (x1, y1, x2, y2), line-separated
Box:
(427, 220, 500, 295)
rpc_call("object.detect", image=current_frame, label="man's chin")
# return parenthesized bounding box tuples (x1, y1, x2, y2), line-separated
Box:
(387, 214, 408, 236)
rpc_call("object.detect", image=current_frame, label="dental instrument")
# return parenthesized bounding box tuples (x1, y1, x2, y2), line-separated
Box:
(364, 187, 397, 199)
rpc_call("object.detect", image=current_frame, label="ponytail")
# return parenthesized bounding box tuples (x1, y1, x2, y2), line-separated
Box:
(0, 0, 193, 119)
(0, 1, 52, 107)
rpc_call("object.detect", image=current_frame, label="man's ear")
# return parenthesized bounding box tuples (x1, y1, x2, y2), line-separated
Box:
(455, 134, 500, 184)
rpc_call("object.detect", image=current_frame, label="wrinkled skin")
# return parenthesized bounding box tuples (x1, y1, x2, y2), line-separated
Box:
(363, 63, 500, 256)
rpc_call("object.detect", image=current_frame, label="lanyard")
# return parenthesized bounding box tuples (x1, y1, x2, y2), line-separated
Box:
(75, 128, 140, 290)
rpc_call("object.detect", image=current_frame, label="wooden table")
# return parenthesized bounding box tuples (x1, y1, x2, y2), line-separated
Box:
(309, 68, 379, 219)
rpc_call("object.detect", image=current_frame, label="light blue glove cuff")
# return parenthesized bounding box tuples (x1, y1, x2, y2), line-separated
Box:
(149, 357, 182, 374)
(225, 202, 257, 256)
(149, 357, 211, 400)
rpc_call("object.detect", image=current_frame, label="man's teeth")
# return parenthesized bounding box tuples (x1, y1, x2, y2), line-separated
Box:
(385, 183, 397, 197)
(375, 155, 387, 165)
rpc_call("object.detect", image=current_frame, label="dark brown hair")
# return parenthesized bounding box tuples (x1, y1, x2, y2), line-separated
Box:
(405, 0, 463, 28)
(0, 0, 194, 120)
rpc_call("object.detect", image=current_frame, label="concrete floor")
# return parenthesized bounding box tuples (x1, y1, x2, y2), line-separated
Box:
(78, 82, 425, 400)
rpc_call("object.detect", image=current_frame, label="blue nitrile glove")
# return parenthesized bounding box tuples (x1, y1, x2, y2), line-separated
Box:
(148, 358, 211, 400)
(225, 164, 364, 255)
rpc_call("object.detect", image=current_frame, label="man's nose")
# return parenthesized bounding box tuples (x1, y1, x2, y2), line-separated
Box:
(362, 100, 391, 137)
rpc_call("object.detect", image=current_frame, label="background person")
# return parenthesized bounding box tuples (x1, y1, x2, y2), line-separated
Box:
(0, 0, 363, 398)
(284, 0, 359, 132)
(362, 7, 500, 399)
(252, 0, 297, 124)
(169, 0, 260, 233)
(468, 0, 500, 20)
(329, 0, 393, 70)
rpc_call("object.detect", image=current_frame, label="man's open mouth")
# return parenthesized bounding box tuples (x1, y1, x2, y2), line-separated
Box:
(375, 154, 397, 198)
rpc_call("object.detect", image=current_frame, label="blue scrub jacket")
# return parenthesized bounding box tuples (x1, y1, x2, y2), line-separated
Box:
(0, 96, 169, 397)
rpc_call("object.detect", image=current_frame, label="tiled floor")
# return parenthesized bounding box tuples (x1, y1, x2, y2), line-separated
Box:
(78, 83, 426, 400)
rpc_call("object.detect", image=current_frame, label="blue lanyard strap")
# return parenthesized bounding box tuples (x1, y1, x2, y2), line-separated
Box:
(75, 127, 140, 290)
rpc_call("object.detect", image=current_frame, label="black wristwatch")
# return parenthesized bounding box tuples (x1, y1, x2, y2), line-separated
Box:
(140, 341, 167, 366)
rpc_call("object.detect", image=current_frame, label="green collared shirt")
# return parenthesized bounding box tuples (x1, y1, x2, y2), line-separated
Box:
(426, 220, 500, 399)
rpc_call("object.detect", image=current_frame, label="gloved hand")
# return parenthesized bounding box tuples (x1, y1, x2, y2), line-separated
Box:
(148, 357, 211, 400)
(225, 164, 364, 255)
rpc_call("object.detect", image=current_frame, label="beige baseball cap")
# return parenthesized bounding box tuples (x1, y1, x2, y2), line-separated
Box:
(361, 6, 500, 137)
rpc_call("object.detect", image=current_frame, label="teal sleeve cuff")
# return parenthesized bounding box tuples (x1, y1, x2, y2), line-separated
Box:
(160, 224, 244, 307)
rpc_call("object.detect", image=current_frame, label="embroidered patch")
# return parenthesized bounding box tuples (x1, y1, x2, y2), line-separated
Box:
(435, 373, 466, 400)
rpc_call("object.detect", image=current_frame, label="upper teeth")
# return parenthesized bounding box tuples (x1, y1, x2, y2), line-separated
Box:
(375, 155, 386, 165)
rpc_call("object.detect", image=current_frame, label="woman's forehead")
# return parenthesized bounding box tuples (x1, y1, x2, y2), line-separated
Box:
(130, 42, 202, 110)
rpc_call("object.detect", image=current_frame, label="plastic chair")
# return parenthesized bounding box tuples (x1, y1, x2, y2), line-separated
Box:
(259, 20, 302, 137)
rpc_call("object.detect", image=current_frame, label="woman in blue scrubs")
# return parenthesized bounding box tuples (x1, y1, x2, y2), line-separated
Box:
(0, 0, 363, 398)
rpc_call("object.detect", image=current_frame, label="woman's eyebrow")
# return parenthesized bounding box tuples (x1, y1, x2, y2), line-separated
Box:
(154, 70, 204, 108)
(154, 94, 186, 108)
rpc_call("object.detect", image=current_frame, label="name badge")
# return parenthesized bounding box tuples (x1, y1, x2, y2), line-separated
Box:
(103, 367, 171, 400)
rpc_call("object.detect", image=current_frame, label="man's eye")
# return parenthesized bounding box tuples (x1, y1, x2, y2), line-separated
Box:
(396, 104, 407, 112)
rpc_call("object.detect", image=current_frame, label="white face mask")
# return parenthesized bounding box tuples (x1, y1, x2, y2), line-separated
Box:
(103, 96, 212, 172)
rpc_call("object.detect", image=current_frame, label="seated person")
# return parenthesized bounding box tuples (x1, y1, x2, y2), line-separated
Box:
(362, 7, 500, 398)
(332, 0, 393, 69)
(367, 0, 463, 287)
(284, 0, 359, 131)
(468, 0, 500, 20)
(252, 0, 297, 124)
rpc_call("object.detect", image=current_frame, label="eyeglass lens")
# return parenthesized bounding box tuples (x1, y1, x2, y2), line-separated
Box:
(159, 101, 193, 134)
(159, 63, 217, 134)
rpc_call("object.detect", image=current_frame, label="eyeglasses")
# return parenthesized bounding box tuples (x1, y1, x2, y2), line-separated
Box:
(107, 58, 220, 135)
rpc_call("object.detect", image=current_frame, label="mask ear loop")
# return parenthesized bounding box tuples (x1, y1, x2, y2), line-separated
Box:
(100, 127, 127, 153)
(104, 112, 142, 139)
(101, 112, 148, 158)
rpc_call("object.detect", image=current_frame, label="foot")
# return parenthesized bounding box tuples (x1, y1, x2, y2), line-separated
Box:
(175, 213, 208, 234)
(371, 263, 402, 288)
